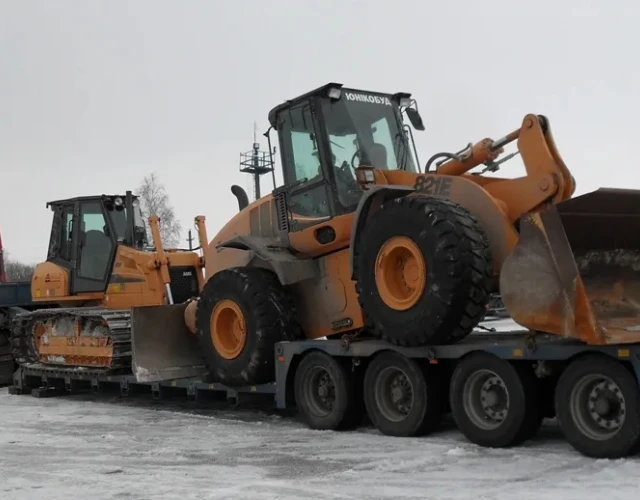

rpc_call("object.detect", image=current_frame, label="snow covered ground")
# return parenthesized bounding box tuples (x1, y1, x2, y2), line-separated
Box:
(1, 384, 638, 500)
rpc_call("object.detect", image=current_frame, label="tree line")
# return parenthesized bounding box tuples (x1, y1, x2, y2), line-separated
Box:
(1, 173, 181, 282)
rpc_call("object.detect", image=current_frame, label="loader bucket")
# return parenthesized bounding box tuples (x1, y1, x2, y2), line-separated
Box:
(131, 303, 207, 383)
(500, 188, 640, 345)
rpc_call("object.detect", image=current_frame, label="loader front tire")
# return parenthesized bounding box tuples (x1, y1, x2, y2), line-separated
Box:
(195, 267, 302, 387)
(354, 195, 492, 346)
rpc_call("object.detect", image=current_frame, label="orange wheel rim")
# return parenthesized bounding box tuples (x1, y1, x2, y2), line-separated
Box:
(210, 299, 247, 360)
(374, 236, 427, 311)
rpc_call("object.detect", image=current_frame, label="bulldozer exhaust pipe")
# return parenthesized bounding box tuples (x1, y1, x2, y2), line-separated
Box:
(500, 188, 640, 345)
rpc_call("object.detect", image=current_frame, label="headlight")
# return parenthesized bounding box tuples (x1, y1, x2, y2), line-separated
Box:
(355, 167, 376, 186)
(328, 87, 342, 100)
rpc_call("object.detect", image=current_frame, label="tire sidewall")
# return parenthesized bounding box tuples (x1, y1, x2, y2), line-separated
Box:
(354, 196, 490, 346)
(555, 357, 640, 458)
(357, 199, 455, 328)
(195, 269, 279, 386)
(294, 351, 351, 430)
(363, 352, 433, 437)
(450, 354, 529, 447)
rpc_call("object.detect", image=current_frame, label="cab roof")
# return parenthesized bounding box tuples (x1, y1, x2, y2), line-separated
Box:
(267, 82, 412, 128)
(46, 193, 138, 209)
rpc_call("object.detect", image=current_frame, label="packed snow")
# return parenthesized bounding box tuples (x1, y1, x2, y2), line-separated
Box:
(0, 384, 638, 500)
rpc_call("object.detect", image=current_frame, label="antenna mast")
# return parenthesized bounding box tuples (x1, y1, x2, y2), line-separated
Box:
(239, 121, 274, 201)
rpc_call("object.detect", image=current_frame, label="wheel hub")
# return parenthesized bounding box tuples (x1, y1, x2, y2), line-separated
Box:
(210, 299, 247, 360)
(310, 371, 335, 414)
(587, 381, 625, 430)
(480, 376, 508, 421)
(375, 367, 415, 422)
(463, 369, 511, 430)
(570, 374, 627, 441)
(317, 383, 329, 398)
(375, 236, 427, 311)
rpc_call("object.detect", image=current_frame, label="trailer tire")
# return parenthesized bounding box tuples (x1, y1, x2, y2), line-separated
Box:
(354, 196, 492, 346)
(195, 267, 302, 387)
(449, 352, 543, 448)
(555, 355, 640, 459)
(294, 350, 363, 430)
(363, 351, 443, 437)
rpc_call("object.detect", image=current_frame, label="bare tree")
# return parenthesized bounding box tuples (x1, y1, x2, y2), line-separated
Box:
(137, 173, 183, 248)
(2, 250, 36, 282)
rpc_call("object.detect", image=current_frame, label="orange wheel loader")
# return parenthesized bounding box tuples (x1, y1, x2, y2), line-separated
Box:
(126, 82, 640, 393)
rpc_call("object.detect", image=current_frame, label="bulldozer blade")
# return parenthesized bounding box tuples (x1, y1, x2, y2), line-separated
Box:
(500, 188, 640, 345)
(131, 303, 207, 383)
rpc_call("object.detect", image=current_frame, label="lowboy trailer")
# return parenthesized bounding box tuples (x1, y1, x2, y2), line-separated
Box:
(9, 317, 640, 460)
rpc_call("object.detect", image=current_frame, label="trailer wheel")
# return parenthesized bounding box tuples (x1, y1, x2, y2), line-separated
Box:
(555, 355, 640, 459)
(294, 350, 362, 430)
(353, 196, 492, 346)
(449, 352, 542, 448)
(363, 351, 443, 437)
(195, 267, 302, 387)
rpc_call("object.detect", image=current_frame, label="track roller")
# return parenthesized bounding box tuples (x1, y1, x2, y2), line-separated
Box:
(449, 352, 543, 448)
(363, 351, 443, 437)
(294, 350, 363, 431)
(555, 354, 640, 459)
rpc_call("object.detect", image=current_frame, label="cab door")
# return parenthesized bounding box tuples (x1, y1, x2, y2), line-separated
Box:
(276, 100, 352, 257)
(69, 200, 117, 294)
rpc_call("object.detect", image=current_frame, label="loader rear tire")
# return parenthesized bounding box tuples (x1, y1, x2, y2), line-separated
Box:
(354, 195, 492, 346)
(195, 267, 302, 387)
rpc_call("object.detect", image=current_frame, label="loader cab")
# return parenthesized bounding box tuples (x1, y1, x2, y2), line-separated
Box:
(268, 83, 424, 225)
(45, 192, 149, 294)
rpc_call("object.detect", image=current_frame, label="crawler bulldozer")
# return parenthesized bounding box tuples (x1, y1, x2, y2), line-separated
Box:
(128, 82, 640, 388)
(9, 192, 208, 379)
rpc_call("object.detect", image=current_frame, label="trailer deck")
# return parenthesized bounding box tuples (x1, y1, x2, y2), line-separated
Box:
(10, 322, 640, 406)
(8, 318, 640, 460)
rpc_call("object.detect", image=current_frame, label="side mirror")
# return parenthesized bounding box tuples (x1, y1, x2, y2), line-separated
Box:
(405, 108, 425, 131)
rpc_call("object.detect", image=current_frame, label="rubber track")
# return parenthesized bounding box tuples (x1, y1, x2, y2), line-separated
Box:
(0, 330, 14, 385)
(9, 307, 133, 377)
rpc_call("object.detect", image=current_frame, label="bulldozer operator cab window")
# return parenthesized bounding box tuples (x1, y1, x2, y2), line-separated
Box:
(47, 205, 75, 263)
(107, 201, 148, 249)
(78, 201, 114, 282)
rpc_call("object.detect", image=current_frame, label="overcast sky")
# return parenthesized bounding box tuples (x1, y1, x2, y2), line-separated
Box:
(1, 0, 639, 263)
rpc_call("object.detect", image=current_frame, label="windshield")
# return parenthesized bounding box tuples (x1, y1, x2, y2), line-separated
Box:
(317, 93, 417, 210)
(320, 94, 418, 173)
(106, 199, 148, 248)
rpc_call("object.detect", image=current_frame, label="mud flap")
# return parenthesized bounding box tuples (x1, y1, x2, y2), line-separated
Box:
(131, 304, 207, 383)
(500, 188, 640, 345)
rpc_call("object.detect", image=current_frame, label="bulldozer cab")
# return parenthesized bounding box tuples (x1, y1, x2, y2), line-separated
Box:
(45, 192, 148, 294)
(268, 83, 424, 224)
